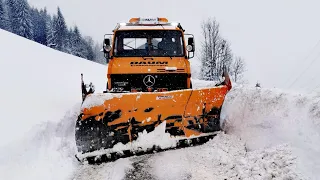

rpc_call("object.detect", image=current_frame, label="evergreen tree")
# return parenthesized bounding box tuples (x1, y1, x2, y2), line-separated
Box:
(63, 27, 74, 54)
(70, 26, 86, 58)
(5, 0, 16, 32)
(0, 0, 11, 31)
(83, 36, 95, 61)
(0, 0, 4, 27)
(4, 0, 105, 64)
(93, 42, 106, 64)
(31, 7, 47, 45)
(39, 8, 48, 45)
(46, 14, 56, 47)
(6, 0, 33, 40)
(52, 7, 67, 51)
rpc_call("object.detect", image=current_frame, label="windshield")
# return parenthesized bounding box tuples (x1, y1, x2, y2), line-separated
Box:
(113, 30, 185, 57)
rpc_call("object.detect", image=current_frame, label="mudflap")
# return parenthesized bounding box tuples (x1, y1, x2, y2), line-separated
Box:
(75, 86, 230, 163)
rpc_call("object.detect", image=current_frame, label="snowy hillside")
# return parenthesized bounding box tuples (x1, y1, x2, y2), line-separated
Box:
(0, 29, 106, 179)
(0, 29, 106, 146)
(0, 29, 318, 179)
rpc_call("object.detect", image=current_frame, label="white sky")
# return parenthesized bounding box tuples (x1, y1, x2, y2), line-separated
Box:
(28, 0, 320, 92)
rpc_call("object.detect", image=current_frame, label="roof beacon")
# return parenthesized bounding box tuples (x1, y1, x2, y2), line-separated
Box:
(129, 17, 169, 25)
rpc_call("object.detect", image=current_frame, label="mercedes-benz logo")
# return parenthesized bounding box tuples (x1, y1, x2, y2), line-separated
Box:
(143, 75, 156, 87)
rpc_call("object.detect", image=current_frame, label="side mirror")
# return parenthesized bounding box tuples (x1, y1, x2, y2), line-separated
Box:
(187, 37, 195, 52)
(103, 38, 112, 53)
(185, 36, 195, 59)
(103, 38, 112, 63)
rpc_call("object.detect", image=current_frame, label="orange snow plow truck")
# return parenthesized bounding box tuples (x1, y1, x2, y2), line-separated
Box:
(75, 17, 232, 163)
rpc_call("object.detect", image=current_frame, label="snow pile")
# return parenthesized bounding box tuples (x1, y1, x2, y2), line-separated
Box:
(0, 29, 107, 179)
(77, 121, 178, 159)
(221, 86, 320, 179)
(0, 104, 80, 180)
(236, 144, 297, 179)
(73, 158, 132, 180)
(150, 133, 301, 180)
(124, 120, 177, 150)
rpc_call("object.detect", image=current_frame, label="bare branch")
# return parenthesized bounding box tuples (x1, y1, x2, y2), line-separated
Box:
(232, 57, 246, 82)
(200, 17, 246, 82)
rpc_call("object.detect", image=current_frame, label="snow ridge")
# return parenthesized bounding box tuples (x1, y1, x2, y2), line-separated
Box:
(221, 86, 320, 179)
(149, 133, 301, 180)
(0, 104, 80, 180)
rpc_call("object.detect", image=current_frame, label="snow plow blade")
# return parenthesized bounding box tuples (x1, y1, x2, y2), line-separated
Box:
(76, 74, 231, 163)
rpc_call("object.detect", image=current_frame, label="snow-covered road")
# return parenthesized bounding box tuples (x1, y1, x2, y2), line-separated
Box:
(72, 133, 301, 180)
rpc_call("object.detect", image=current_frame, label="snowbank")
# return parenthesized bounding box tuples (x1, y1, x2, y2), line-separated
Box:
(221, 86, 320, 179)
(0, 105, 80, 179)
(150, 133, 301, 180)
(0, 29, 107, 179)
(0, 29, 107, 146)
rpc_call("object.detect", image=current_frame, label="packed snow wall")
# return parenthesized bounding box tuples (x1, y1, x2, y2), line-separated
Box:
(221, 86, 320, 179)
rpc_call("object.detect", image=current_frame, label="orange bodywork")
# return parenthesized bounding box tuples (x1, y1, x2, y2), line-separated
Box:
(108, 57, 190, 74)
(80, 86, 230, 141)
(106, 27, 192, 90)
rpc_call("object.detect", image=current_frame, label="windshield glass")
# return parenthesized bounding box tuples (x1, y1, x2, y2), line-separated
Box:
(113, 30, 185, 57)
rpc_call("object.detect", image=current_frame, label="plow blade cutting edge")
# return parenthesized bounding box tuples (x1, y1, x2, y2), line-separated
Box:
(75, 74, 232, 163)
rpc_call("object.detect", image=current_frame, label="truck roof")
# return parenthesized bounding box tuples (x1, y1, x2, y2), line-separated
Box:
(113, 17, 185, 32)
(117, 25, 178, 31)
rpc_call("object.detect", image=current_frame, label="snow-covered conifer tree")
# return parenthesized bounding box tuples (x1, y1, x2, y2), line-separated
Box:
(31, 7, 47, 45)
(0, 0, 11, 31)
(52, 7, 67, 51)
(6, 0, 33, 40)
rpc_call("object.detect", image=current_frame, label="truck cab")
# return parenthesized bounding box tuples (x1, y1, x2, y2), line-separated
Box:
(103, 17, 195, 92)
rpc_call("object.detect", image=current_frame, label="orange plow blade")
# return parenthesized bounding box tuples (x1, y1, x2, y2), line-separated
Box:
(76, 89, 229, 150)
(75, 78, 231, 162)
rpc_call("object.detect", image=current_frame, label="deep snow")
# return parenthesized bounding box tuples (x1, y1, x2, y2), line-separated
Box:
(0, 29, 107, 146)
(221, 86, 320, 179)
(0, 104, 80, 179)
(149, 133, 300, 180)
(0, 29, 106, 179)
(0, 29, 318, 179)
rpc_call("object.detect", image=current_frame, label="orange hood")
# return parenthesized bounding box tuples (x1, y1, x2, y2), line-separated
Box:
(108, 57, 190, 74)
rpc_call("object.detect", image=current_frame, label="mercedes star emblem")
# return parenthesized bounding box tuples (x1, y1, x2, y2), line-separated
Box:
(143, 75, 156, 87)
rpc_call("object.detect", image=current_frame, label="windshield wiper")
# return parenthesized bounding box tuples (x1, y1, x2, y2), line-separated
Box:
(123, 44, 136, 50)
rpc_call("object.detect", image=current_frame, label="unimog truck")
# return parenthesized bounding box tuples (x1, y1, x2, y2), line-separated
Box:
(75, 17, 232, 163)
